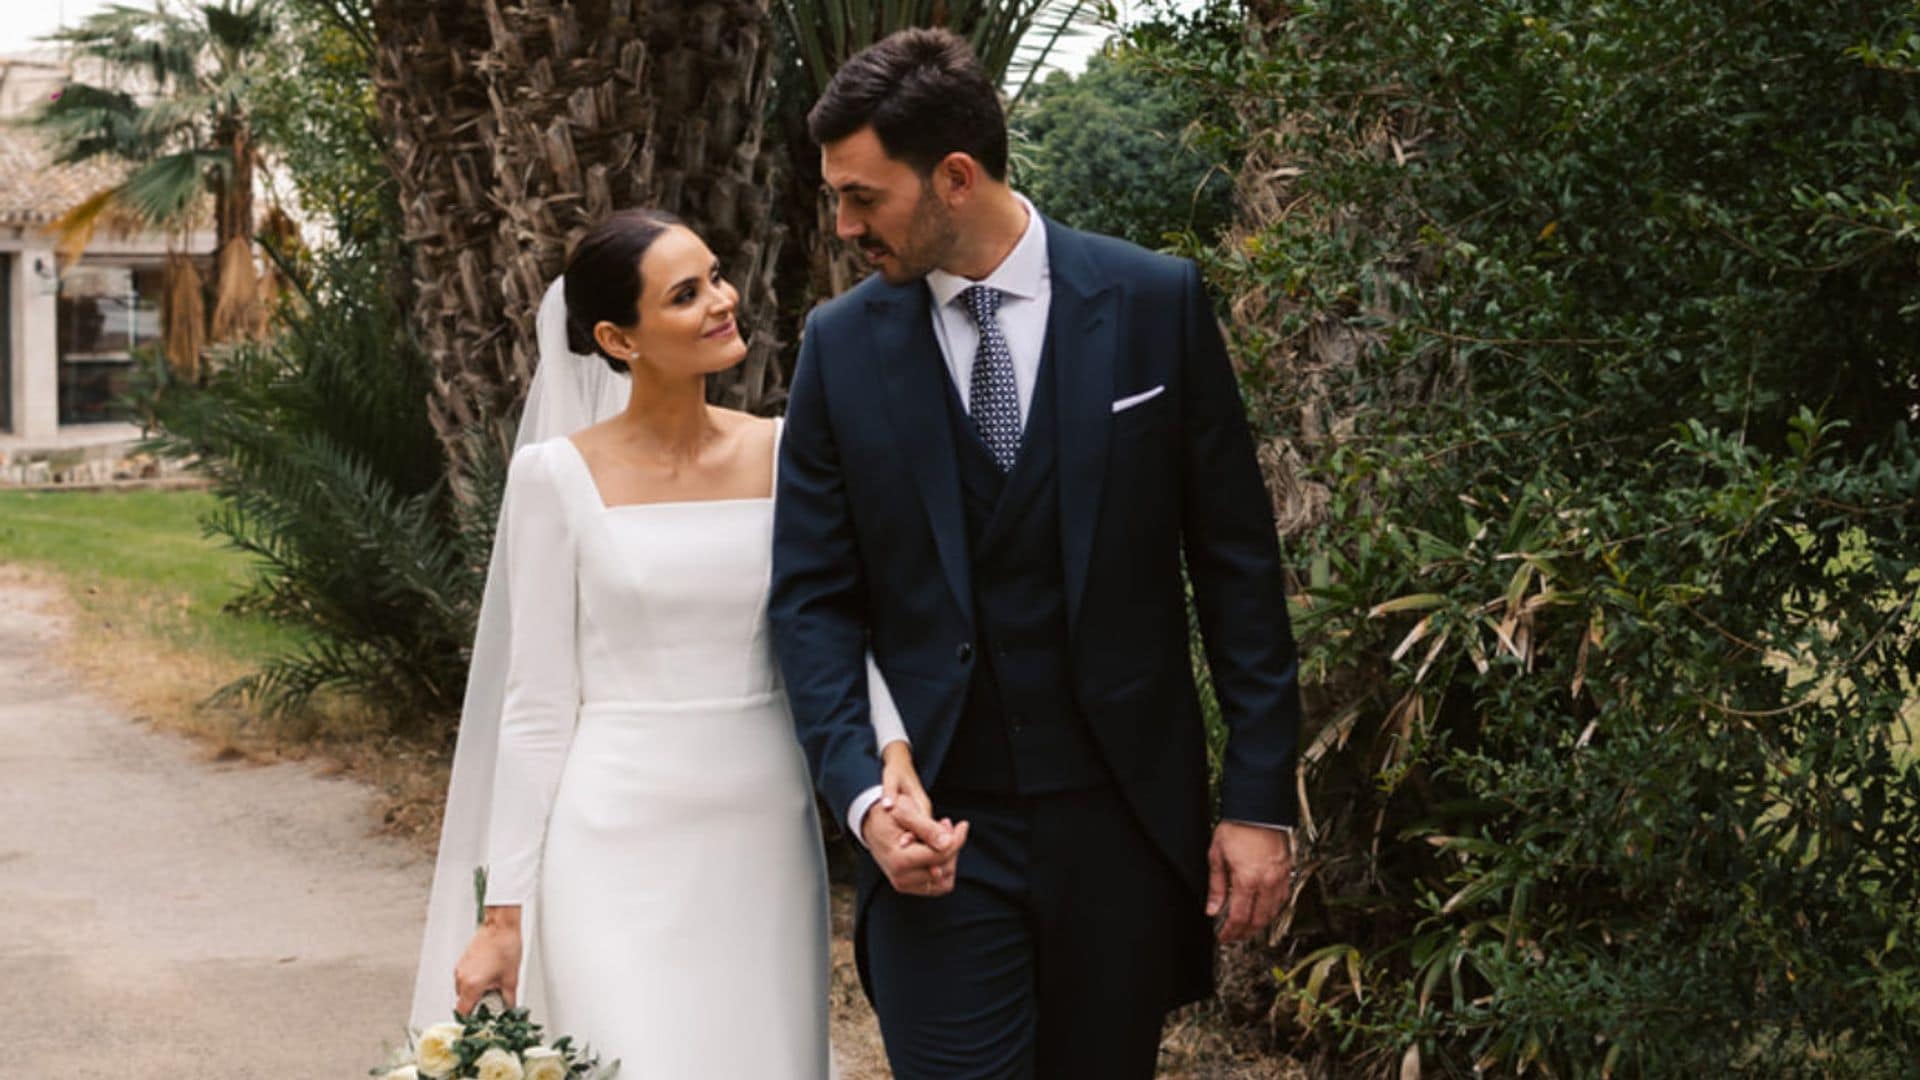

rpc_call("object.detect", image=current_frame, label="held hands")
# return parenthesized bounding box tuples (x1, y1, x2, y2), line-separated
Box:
(1207, 822, 1295, 943)
(454, 906, 523, 1012)
(863, 741, 969, 897)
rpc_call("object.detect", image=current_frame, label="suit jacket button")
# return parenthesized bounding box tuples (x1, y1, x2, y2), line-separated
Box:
(956, 643, 974, 663)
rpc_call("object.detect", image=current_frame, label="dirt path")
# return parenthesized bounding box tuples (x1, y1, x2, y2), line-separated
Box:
(0, 570, 1300, 1078)
(0, 577, 429, 1078)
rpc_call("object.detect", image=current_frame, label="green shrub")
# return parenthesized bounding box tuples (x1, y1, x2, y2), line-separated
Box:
(124, 0, 512, 734)
(141, 242, 503, 732)
(1153, 1, 1920, 1074)
(251, 0, 392, 248)
(1013, 8, 1241, 248)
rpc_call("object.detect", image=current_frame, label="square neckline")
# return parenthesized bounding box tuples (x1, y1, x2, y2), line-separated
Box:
(556, 421, 780, 512)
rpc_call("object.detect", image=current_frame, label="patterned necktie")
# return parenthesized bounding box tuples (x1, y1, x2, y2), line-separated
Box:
(960, 284, 1019, 472)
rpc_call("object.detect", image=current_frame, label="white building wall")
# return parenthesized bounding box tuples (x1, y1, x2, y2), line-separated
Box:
(7, 244, 59, 441)
(0, 54, 220, 471)
(0, 225, 214, 448)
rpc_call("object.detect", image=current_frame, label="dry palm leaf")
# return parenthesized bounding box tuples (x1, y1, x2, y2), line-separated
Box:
(164, 252, 207, 380)
(210, 236, 267, 342)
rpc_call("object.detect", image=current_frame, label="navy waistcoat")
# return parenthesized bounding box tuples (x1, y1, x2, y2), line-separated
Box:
(934, 342, 1108, 795)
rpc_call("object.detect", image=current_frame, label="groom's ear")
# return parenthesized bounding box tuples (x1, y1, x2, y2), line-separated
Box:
(931, 151, 982, 206)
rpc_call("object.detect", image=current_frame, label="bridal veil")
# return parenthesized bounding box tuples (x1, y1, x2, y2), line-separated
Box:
(409, 279, 630, 1027)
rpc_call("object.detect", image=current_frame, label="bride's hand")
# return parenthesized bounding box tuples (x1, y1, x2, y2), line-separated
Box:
(454, 906, 523, 1013)
(880, 740, 931, 820)
(876, 740, 966, 894)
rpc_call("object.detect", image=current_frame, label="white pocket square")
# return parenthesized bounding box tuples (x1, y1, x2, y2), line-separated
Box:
(1111, 385, 1166, 413)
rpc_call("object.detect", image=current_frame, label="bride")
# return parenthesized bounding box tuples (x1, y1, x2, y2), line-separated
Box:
(409, 209, 950, 1076)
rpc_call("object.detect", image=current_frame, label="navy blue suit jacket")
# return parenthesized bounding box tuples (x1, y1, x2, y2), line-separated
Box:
(769, 217, 1301, 899)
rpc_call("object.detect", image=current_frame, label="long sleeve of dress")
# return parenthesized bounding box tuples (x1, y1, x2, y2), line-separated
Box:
(866, 653, 908, 753)
(484, 443, 581, 905)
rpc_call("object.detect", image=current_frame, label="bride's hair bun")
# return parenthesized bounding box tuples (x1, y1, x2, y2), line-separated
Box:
(561, 208, 685, 373)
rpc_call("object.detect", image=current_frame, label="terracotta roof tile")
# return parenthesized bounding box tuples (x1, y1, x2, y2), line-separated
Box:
(0, 123, 138, 228)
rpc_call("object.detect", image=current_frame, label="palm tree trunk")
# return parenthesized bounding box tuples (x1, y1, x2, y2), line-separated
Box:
(371, 1, 508, 470)
(216, 121, 256, 253)
(642, 1, 788, 413)
(373, 0, 788, 484)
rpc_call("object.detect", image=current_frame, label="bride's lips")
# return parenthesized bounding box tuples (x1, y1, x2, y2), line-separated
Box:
(703, 319, 737, 340)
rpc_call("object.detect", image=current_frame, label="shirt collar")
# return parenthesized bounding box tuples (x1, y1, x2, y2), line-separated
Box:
(926, 193, 1048, 309)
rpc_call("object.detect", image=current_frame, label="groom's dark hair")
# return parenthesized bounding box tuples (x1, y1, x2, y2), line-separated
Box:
(808, 27, 1008, 181)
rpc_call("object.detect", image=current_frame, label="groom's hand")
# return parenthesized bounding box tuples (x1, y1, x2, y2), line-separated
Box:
(863, 800, 969, 897)
(1208, 822, 1294, 942)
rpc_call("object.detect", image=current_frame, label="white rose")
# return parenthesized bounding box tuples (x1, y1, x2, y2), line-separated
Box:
(475, 1046, 526, 1080)
(384, 1068, 421, 1080)
(414, 1023, 463, 1079)
(522, 1047, 567, 1080)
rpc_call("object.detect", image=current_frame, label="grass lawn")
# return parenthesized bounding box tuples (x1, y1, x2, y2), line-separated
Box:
(0, 486, 460, 838)
(0, 488, 301, 668)
(0, 488, 473, 840)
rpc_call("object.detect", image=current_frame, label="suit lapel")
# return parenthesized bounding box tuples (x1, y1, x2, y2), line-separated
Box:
(1046, 221, 1119, 637)
(873, 284, 973, 617)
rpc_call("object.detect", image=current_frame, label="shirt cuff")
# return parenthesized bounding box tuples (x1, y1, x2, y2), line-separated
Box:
(847, 785, 885, 848)
(1225, 819, 1295, 834)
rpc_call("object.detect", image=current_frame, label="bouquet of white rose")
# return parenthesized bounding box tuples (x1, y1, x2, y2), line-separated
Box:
(372, 994, 617, 1080)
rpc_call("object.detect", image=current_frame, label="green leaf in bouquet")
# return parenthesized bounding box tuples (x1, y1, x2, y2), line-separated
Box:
(472, 866, 488, 926)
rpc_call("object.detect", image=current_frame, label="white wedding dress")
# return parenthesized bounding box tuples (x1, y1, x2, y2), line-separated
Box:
(482, 430, 829, 1078)
(411, 281, 901, 1074)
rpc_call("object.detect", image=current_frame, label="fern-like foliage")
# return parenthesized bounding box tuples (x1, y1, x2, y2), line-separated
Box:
(142, 240, 501, 735)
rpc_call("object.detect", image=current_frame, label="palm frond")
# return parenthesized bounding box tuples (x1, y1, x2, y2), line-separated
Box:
(134, 90, 220, 145)
(776, 0, 1106, 99)
(143, 240, 476, 728)
(48, 3, 204, 91)
(1004, 1, 1102, 102)
(118, 149, 222, 225)
(47, 186, 126, 262)
(163, 253, 207, 379)
(192, 425, 471, 725)
(210, 235, 267, 341)
(202, 1, 278, 54)
(31, 82, 160, 163)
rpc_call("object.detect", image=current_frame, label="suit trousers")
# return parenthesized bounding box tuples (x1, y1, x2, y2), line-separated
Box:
(863, 784, 1194, 1079)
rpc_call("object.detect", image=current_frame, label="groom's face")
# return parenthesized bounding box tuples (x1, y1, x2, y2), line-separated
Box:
(821, 127, 957, 285)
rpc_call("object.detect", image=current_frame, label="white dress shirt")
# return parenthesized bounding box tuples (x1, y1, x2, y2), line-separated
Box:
(925, 193, 1053, 426)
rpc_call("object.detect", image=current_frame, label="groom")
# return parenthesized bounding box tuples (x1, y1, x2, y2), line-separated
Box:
(771, 28, 1301, 1078)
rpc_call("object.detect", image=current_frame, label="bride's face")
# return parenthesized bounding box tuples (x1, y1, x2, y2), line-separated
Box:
(602, 226, 746, 377)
